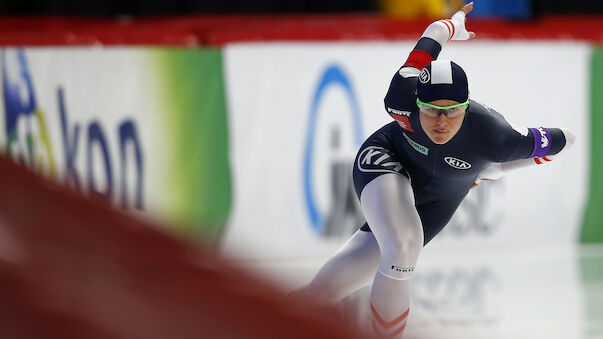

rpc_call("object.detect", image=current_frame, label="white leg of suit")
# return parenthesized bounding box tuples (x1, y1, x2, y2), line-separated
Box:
(360, 173, 423, 338)
(305, 229, 381, 304)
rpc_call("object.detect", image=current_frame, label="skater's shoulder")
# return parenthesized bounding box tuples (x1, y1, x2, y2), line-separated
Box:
(467, 100, 504, 120)
(466, 100, 509, 130)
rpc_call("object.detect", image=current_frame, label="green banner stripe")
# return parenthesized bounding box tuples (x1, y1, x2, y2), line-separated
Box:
(581, 48, 603, 243)
(154, 48, 232, 241)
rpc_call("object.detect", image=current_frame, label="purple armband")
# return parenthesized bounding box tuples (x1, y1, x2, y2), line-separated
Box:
(529, 127, 552, 158)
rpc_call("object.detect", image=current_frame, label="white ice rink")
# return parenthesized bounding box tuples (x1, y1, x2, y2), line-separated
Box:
(235, 244, 603, 339)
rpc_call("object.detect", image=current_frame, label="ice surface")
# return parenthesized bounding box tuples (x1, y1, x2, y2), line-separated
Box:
(233, 244, 603, 339)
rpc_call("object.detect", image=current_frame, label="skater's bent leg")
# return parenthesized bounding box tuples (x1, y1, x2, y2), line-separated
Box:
(306, 228, 380, 304)
(360, 173, 423, 338)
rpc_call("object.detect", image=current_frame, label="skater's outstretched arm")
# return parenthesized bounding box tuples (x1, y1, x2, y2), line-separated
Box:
(471, 104, 576, 185)
(401, 2, 475, 74)
(385, 2, 475, 121)
(473, 126, 575, 186)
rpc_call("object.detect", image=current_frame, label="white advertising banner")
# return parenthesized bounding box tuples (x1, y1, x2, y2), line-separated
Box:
(222, 41, 590, 259)
(0, 48, 161, 213)
(0, 47, 232, 236)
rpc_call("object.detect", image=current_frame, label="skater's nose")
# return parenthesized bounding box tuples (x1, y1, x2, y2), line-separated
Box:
(435, 114, 447, 126)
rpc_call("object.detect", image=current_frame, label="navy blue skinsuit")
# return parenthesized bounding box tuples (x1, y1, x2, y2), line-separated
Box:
(352, 38, 566, 245)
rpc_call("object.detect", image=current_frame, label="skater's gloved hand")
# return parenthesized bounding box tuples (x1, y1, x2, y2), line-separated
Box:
(471, 163, 504, 189)
(449, 2, 476, 41)
(420, 2, 476, 46)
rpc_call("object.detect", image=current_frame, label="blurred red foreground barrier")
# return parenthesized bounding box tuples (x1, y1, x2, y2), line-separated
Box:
(0, 156, 361, 339)
(0, 15, 601, 46)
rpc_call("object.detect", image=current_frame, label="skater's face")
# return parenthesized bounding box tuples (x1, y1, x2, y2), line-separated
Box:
(419, 99, 467, 144)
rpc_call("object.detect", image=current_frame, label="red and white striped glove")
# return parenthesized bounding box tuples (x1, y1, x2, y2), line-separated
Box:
(421, 2, 476, 45)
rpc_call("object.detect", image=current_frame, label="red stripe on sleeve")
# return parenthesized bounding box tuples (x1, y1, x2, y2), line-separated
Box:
(403, 49, 435, 70)
(534, 158, 542, 164)
(444, 19, 455, 40)
(390, 115, 414, 132)
(439, 20, 453, 40)
(543, 156, 551, 162)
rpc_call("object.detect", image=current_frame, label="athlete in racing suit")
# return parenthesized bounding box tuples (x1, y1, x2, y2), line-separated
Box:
(294, 3, 576, 338)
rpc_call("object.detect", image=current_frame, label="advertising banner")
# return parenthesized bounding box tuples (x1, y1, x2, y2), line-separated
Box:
(222, 41, 590, 259)
(0, 47, 231, 239)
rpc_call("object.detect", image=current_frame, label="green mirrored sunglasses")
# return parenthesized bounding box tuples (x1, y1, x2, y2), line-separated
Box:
(416, 98, 469, 118)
